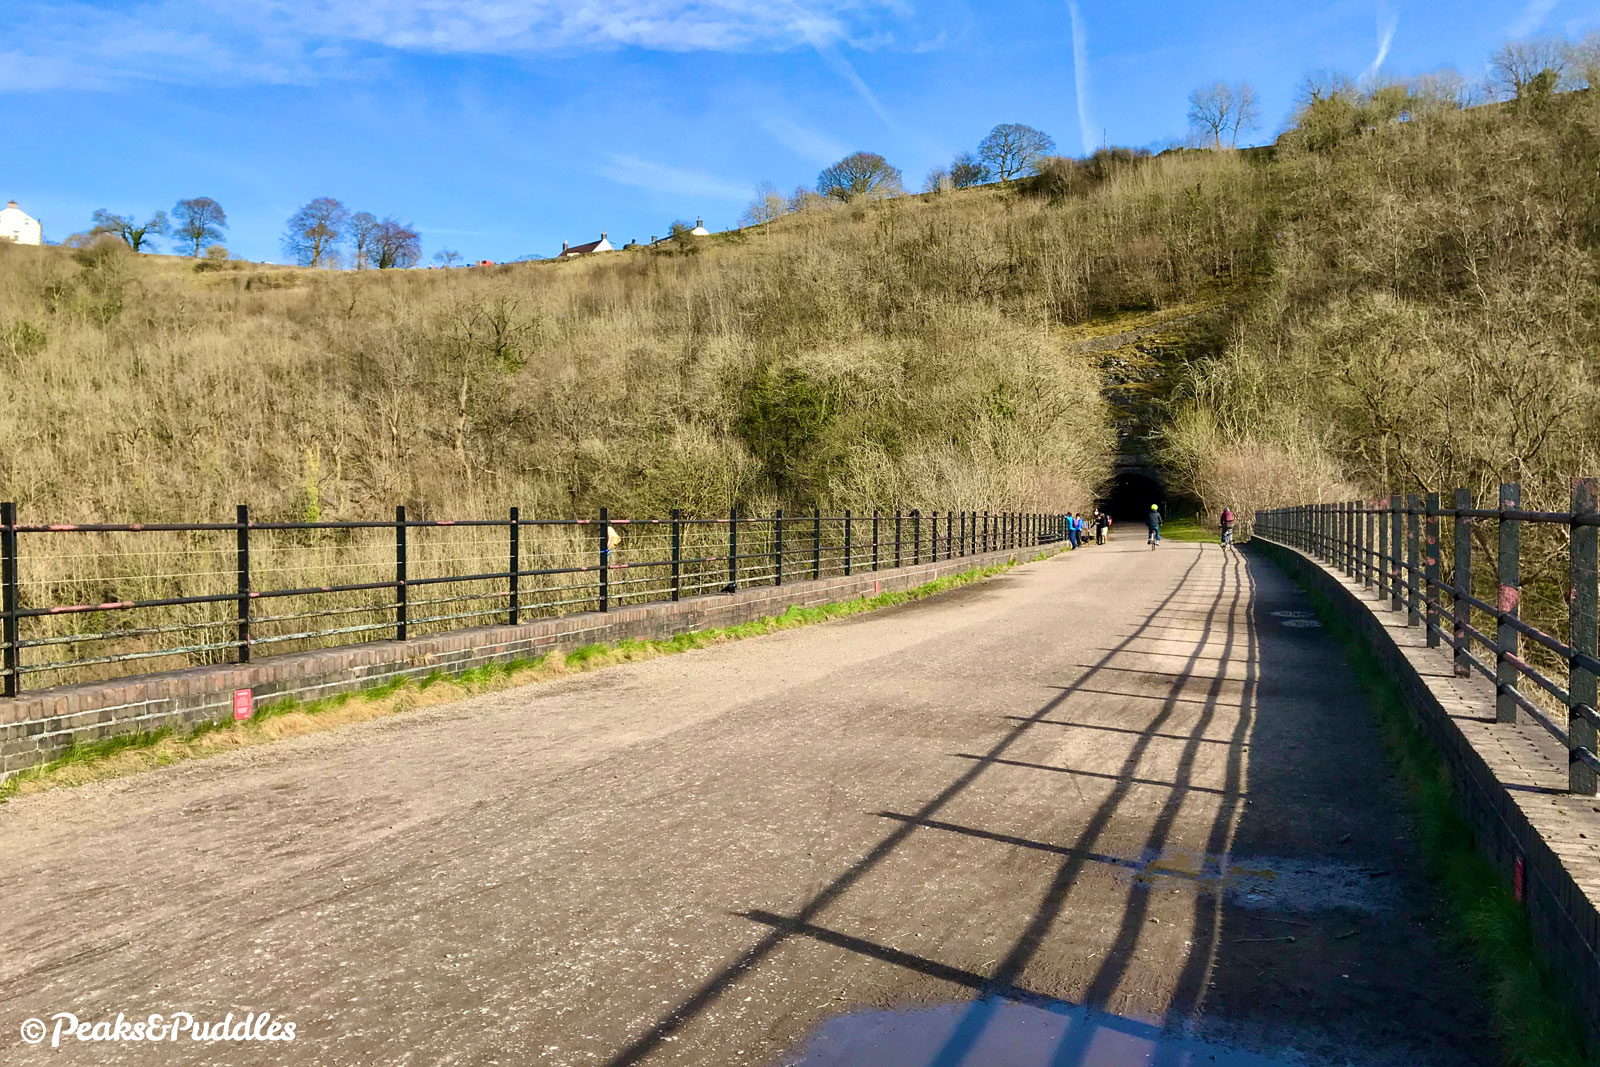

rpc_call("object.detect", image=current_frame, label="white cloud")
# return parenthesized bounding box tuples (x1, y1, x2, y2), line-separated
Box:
(1509, 0, 1560, 39)
(595, 154, 752, 201)
(0, 0, 915, 90)
(760, 116, 850, 164)
(1067, 0, 1095, 154)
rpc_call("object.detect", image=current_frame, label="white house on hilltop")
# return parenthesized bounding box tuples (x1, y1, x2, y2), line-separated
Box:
(557, 232, 614, 258)
(0, 200, 42, 245)
(688, 217, 710, 236)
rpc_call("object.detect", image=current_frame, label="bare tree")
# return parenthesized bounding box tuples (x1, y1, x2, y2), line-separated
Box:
(90, 209, 168, 252)
(1408, 68, 1469, 117)
(171, 197, 227, 257)
(370, 217, 421, 269)
(922, 166, 952, 193)
(1489, 38, 1567, 100)
(348, 211, 380, 270)
(1572, 32, 1600, 90)
(949, 151, 992, 188)
(817, 151, 903, 200)
(977, 124, 1055, 181)
(433, 249, 462, 268)
(283, 197, 350, 267)
(788, 185, 828, 213)
(1187, 82, 1260, 148)
(740, 181, 789, 226)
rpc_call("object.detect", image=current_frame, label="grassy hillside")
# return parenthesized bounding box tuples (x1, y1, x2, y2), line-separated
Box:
(1162, 89, 1600, 521)
(0, 150, 1269, 525)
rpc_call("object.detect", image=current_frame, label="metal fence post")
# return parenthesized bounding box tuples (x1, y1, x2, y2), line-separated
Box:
(1406, 494, 1421, 626)
(1364, 501, 1376, 587)
(1353, 501, 1363, 579)
(1354, 500, 1363, 577)
(670, 509, 682, 601)
(1452, 489, 1470, 677)
(960, 510, 967, 556)
(1377, 498, 1390, 602)
(2, 503, 19, 696)
(872, 510, 880, 571)
(599, 506, 610, 613)
(913, 509, 922, 565)
(1496, 483, 1521, 724)
(1353, 500, 1362, 576)
(508, 506, 520, 626)
(236, 504, 251, 663)
(395, 504, 408, 641)
(774, 509, 784, 587)
(813, 509, 822, 579)
(1347, 500, 1357, 576)
(1334, 502, 1343, 564)
(1570, 477, 1598, 794)
(931, 510, 938, 562)
(727, 506, 738, 592)
(1425, 492, 1441, 647)
(1390, 495, 1404, 613)
(895, 510, 903, 568)
(844, 510, 853, 576)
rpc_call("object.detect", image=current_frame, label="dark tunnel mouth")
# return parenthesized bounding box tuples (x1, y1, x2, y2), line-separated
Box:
(1103, 471, 1166, 522)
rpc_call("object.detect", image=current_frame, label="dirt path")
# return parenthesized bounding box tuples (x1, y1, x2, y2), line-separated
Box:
(0, 541, 1494, 1065)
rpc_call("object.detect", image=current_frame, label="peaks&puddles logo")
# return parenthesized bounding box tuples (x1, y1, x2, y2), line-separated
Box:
(19, 1011, 296, 1048)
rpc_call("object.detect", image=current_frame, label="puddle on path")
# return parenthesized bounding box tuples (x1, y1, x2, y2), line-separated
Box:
(779, 997, 1306, 1066)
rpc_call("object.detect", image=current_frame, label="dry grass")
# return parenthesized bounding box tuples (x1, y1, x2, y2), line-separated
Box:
(0, 154, 1269, 528)
(0, 155, 1270, 682)
(1163, 88, 1600, 712)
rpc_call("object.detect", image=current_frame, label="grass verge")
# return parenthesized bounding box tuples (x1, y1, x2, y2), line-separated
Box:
(0, 552, 1042, 802)
(1158, 514, 1223, 544)
(1287, 565, 1590, 1067)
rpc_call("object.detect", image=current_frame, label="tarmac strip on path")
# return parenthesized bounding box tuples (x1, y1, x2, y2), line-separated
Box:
(0, 540, 1495, 1066)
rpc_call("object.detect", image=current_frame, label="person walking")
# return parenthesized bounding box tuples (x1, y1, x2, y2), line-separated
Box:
(1220, 506, 1236, 549)
(1146, 503, 1162, 548)
(1067, 512, 1080, 549)
(1094, 510, 1108, 545)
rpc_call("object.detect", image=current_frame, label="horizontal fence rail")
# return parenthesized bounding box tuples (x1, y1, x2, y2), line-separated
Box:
(1254, 480, 1600, 795)
(0, 504, 1071, 697)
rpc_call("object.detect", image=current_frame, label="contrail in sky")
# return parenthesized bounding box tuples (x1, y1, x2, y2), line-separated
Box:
(1362, 1, 1399, 82)
(784, 0, 901, 134)
(1067, 0, 1095, 154)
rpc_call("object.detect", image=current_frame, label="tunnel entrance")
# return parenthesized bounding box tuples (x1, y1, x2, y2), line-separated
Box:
(1103, 471, 1166, 522)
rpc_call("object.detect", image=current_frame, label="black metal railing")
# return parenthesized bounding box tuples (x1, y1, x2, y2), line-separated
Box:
(0, 504, 1070, 696)
(1254, 481, 1600, 794)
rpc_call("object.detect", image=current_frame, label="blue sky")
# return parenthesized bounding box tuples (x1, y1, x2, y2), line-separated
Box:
(3, 0, 1595, 264)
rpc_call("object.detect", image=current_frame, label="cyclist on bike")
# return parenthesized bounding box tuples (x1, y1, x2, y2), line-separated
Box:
(1220, 507, 1236, 547)
(1146, 504, 1162, 547)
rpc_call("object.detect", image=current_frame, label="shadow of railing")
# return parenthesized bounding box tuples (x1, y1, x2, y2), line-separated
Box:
(600, 550, 1223, 1066)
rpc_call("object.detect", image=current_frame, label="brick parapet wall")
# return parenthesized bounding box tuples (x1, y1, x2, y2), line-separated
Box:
(0, 543, 1062, 780)
(1253, 537, 1600, 1053)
